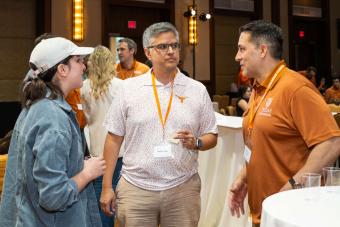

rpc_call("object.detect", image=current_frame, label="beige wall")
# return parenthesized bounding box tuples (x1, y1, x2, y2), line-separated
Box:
(214, 16, 251, 95)
(0, 0, 35, 102)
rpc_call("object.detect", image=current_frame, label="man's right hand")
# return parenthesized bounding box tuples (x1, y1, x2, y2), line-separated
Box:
(100, 188, 116, 216)
(228, 178, 248, 218)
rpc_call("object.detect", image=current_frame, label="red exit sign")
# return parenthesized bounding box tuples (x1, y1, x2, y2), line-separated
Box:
(128, 21, 136, 29)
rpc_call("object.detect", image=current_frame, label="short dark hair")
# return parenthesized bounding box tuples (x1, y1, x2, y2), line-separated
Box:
(118, 38, 137, 55)
(306, 66, 317, 74)
(239, 20, 283, 60)
(34, 33, 56, 46)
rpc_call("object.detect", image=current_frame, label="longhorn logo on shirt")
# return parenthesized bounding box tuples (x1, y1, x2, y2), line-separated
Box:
(176, 95, 187, 103)
(260, 97, 273, 116)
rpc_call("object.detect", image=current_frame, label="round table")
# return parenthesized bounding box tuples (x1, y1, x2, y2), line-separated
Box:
(261, 186, 340, 227)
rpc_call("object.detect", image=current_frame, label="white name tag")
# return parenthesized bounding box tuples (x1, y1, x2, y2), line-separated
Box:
(153, 143, 173, 158)
(244, 145, 252, 163)
(77, 103, 83, 110)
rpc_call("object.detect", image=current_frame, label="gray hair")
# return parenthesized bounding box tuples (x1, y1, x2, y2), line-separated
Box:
(142, 22, 179, 48)
(118, 38, 137, 55)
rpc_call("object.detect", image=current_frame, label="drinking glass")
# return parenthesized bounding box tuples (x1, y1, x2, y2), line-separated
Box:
(301, 173, 321, 188)
(323, 167, 340, 186)
(301, 173, 321, 201)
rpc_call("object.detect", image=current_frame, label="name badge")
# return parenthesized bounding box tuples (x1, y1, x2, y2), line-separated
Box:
(244, 145, 252, 163)
(77, 103, 83, 110)
(153, 143, 173, 158)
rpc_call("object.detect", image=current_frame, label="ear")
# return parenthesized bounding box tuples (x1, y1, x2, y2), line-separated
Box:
(130, 48, 136, 56)
(259, 43, 268, 58)
(144, 48, 152, 60)
(56, 64, 68, 78)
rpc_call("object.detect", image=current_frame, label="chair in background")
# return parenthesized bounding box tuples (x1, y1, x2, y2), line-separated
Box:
(230, 97, 238, 107)
(226, 105, 237, 116)
(328, 104, 340, 113)
(213, 95, 229, 115)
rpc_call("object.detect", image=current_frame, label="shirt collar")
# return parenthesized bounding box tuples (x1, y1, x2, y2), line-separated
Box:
(142, 68, 187, 86)
(117, 60, 136, 70)
(253, 60, 286, 90)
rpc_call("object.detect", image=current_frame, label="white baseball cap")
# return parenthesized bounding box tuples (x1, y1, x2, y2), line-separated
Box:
(29, 37, 94, 75)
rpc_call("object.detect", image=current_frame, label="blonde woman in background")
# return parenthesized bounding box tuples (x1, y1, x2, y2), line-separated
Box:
(80, 45, 123, 227)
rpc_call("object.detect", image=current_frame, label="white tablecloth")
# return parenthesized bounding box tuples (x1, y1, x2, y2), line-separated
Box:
(261, 186, 340, 227)
(198, 116, 251, 227)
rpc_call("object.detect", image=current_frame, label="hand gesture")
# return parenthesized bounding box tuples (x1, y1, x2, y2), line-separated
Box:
(175, 130, 197, 150)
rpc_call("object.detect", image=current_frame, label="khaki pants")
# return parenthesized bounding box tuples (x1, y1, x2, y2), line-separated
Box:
(115, 174, 201, 227)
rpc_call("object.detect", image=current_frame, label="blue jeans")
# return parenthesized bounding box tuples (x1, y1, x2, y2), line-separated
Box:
(93, 157, 123, 227)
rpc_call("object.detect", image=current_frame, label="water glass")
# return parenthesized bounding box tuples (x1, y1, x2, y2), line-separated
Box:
(301, 173, 321, 188)
(323, 167, 340, 186)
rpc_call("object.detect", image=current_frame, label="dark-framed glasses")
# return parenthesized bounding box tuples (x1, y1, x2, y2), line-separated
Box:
(147, 43, 181, 52)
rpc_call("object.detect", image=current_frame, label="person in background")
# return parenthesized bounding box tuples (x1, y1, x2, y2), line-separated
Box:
(100, 22, 218, 227)
(318, 77, 327, 95)
(236, 67, 250, 88)
(177, 60, 190, 77)
(115, 38, 150, 80)
(80, 45, 123, 227)
(324, 76, 340, 105)
(228, 20, 340, 227)
(66, 88, 89, 156)
(298, 66, 317, 86)
(236, 85, 252, 117)
(0, 37, 106, 227)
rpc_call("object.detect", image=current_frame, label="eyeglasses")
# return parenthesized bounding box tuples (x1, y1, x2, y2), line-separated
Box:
(147, 43, 181, 53)
(116, 47, 128, 52)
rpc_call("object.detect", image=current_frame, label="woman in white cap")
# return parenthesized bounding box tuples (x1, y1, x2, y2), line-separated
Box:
(0, 37, 105, 227)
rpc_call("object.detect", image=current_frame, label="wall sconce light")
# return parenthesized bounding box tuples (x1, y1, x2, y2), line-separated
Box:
(186, 6, 197, 45)
(184, 8, 196, 17)
(199, 13, 211, 21)
(72, 0, 84, 41)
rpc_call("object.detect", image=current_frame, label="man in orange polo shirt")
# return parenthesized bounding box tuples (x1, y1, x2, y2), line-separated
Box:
(115, 38, 150, 80)
(228, 20, 340, 227)
(325, 76, 340, 105)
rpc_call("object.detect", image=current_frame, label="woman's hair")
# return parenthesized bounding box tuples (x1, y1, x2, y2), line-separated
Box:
(87, 45, 116, 99)
(20, 56, 72, 108)
(238, 85, 251, 98)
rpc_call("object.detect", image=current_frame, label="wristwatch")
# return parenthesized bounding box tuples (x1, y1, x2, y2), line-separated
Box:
(195, 138, 203, 150)
(288, 177, 302, 189)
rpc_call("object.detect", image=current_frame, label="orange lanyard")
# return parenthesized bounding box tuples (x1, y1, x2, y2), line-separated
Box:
(248, 64, 285, 131)
(152, 71, 175, 133)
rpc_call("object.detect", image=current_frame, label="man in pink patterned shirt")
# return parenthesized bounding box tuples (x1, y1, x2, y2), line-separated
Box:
(100, 22, 218, 227)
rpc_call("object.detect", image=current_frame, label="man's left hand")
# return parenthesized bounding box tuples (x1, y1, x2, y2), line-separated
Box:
(175, 130, 197, 150)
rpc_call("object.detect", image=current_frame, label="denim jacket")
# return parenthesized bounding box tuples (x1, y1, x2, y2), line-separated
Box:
(0, 95, 101, 227)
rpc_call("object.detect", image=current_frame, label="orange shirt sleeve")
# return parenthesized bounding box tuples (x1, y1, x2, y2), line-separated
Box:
(290, 85, 340, 147)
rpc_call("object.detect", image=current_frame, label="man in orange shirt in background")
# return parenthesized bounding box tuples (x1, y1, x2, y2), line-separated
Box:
(115, 38, 150, 80)
(228, 20, 340, 227)
(325, 76, 340, 105)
